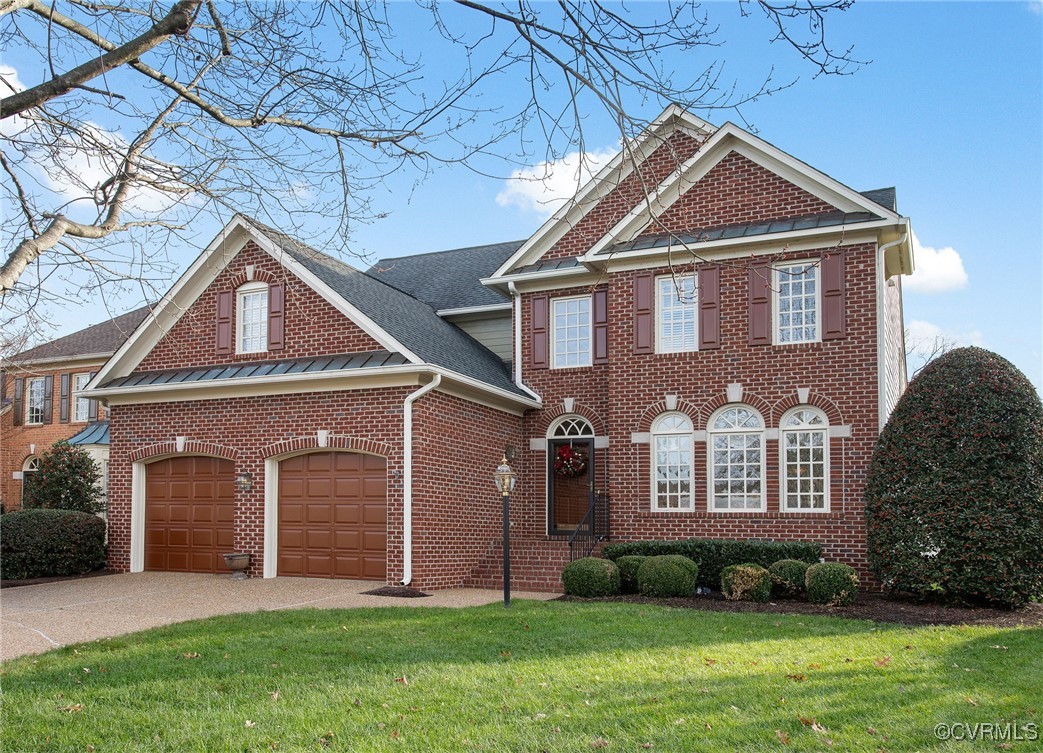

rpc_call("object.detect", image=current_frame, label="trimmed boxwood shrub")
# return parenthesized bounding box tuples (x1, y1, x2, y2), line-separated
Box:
(864, 347, 1043, 607)
(636, 555, 698, 598)
(561, 557, 620, 597)
(0, 509, 106, 580)
(805, 563, 859, 606)
(769, 559, 811, 598)
(603, 538, 821, 588)
(616, 555, 648, 594)
(721, 563, 772, 602)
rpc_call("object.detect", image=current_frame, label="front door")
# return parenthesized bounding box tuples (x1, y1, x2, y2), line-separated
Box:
(548, 438, 593, 534)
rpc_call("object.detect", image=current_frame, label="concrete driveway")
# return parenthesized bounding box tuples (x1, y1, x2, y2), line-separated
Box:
(0, 572, 557, 662)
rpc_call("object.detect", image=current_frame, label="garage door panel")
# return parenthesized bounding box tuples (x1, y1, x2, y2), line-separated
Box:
(145, 457, 235, 574)
(278, 452, 386, 580)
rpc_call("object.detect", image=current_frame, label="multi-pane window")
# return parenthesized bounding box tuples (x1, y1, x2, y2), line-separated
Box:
(652, 413, 694, 510)
(657, 275, 697, 352)
(74, 373, 92, 422)
(709, 406, 765, 510)
(552, 296, 591, 368)
(776, 262, 819, 343)
(237, 282, 268, 353)
(781, 408, 829, 511)
(21, 455, 41, 506)
(25, 377, 45, 424)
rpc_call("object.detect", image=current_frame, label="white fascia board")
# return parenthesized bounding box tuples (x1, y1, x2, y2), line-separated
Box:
(430, 368, 542, 416)
(247, 229, 422, 364)
(5, 354, 111, 369)
(480, 266, 599, 287)
(436, 303, 512, 317)
(487, 106, 717, 280)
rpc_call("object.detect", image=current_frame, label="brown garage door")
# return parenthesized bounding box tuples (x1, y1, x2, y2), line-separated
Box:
(278, 452, 387, 579)
(145, 456, 235, 573)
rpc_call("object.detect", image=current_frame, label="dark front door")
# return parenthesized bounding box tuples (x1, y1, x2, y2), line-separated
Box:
(548, 438, 593, 534)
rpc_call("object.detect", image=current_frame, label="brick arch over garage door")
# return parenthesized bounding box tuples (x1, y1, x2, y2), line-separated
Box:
(145, 456, 235, 573)
(277, 451, 387, 580)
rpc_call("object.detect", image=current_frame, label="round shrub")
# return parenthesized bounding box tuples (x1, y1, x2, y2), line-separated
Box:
(864, 347, 1043, 607)
(721, 563, 772, 602)
(23, 441, 105, 514)
(0, 509, 106, 580)
(616, 555, 648, 594)
(636, 555, 698, 598)
(561, 557, 620, 597)
(769, 559, 811, 598)
(805, 563, 859, 606)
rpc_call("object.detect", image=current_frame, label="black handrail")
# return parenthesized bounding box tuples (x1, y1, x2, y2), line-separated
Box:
(568, 492, 609, 560)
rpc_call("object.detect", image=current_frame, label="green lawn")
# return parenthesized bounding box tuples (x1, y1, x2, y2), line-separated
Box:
(1, 601, 1040, 752)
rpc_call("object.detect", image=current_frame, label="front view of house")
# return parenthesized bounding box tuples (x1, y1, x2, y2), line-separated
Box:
(87, 106, 913, 590)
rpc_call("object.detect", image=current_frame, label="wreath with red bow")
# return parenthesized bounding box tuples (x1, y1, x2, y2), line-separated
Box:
(554, 444, 588, 478)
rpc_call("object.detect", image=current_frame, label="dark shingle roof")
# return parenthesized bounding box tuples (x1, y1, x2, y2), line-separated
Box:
(67, 421, 110, 446)
(859, 187, 897, 213)
(240, 217, 526, 398)
(367, 241, 522, 310)
(11, 305, 152, 363)
(101, 352, 408, 389)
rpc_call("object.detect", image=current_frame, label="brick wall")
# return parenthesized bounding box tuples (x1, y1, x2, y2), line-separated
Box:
(139, 241, 382, 371)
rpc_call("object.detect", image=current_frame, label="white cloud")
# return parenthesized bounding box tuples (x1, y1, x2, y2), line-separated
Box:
(904, 232, 968, 294)
(907, 318, 984, 350)
(496, 147, 618, 217)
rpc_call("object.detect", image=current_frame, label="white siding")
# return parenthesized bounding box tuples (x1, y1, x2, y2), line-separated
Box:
(882, 274, 907, 422)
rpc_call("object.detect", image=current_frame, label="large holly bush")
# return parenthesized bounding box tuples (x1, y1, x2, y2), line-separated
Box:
(864, 347, 1043, 607)
(23, 441, 105, 514)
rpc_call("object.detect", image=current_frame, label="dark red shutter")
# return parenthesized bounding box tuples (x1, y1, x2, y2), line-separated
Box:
(216, 290, 233, 355)
(593, 288, 609, 365)
(268, 281, 285, 351)
(698, 266, 721, 350)
(633, 271, 654, 354)
(42, 374, 53, 424)
(748, 261, 772, 346)
(12, 377, 23, 427)
(531, 294, 549, 369)
(87, 372, 98, 421)
(821, 250, 846, 340)
(60, 373, 70, 423)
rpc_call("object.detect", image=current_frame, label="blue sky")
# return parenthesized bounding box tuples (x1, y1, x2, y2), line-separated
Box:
(20, 1, 1043, 388)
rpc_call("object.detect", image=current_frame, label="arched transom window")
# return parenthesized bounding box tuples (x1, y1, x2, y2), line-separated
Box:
(651, 413, 693, 510)
(781, 407, 829, 511)
(709, 406, 765, 511)
(549, 416, 594, 438)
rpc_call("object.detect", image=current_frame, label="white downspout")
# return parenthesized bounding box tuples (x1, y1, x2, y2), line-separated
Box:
(401, 373, 441, 585)
(508, 281, 542, 401)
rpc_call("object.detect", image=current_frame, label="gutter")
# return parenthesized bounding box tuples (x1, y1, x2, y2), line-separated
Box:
(507, 282, 542, 402)
(401, 373, 441, 585)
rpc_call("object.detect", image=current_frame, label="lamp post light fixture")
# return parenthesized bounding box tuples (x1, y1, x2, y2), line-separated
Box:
(494, 455, 517, 608)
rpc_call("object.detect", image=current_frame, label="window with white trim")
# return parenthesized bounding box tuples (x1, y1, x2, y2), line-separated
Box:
(709, 406, 765, 510)
(25, 377, 45, 424)
(656, 274, 697, 353)
(775, 262, 819, 344)
(237, 281, 268, 353)
(781, 408, 829, 511)
(551, 295, 591, 368)
(652, 413, 694, 510)
(73, 373, 92, 422)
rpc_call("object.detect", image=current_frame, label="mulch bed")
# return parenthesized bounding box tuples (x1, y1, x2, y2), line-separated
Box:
(560, 591, 1043, 628)
(0, 568, 118, 590)
(362, 585, 431, 598)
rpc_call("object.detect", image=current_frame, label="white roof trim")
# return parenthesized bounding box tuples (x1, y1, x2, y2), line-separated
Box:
(487, 104, 717, 279)
(436, 303, 512, 317)
(5, 353, 112, 368)
(89, 216, 421, 390)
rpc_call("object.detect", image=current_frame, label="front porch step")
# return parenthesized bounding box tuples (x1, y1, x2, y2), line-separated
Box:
(464, 538, 604, 592)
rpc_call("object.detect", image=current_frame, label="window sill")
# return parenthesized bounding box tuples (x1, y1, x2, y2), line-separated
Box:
(639, 510, 843, 521)
(548, 364, 594, 372)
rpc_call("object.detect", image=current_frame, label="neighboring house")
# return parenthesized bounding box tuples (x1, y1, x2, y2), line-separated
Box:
(85, 105, 911, 590)
(0, 306, 151, 511)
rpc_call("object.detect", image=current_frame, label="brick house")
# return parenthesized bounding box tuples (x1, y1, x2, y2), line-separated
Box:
(1, 307, 150, 511)
(84, 106, 911, 590)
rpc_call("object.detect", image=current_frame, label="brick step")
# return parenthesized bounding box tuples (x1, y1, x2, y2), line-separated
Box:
(465, 538, 604, 592)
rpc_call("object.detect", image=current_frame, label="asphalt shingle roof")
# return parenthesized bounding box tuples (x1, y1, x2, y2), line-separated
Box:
(11, 305, 152, 363)
(241, 217, 526, 398)
(859, 187, 897, 213)
(367, 241, 522, 310)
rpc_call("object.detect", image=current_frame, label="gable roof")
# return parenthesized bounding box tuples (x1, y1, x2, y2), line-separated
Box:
(9, 305, 152, 364)
(368, 241, 522, 311)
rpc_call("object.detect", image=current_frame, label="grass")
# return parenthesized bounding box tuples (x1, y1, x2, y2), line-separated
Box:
(1, 601, 1040, 752)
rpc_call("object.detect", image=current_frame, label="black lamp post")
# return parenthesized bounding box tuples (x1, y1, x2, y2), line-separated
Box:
(494, 455, 517, 608)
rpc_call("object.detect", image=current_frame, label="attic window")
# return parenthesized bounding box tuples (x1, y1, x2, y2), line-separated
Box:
(237, 281, 269, 353)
